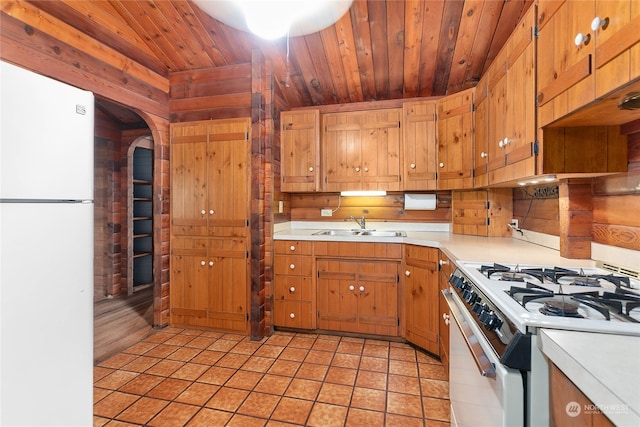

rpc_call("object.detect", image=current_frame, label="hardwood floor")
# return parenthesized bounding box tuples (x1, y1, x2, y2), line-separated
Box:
(94, 287, 154, 364)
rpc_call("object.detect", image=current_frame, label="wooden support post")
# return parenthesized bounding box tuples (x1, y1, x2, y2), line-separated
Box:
(559, 178, 593, 259)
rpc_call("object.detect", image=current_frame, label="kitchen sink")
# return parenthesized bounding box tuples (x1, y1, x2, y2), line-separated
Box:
(313, 230, 406, 237)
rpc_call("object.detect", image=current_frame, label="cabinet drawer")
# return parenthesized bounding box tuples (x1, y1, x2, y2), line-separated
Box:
(404, 244, 439, 269)
(274, 240, 313, 255)
(274, 255, 313, 276)
(274, 276, 313, 302)
(273, 300, 314, 329)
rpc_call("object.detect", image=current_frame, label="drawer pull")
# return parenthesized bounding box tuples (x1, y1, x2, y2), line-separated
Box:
(439, 162, 444, 168)
(409, 163, 416, 169)
(201, 209, 206, 215)
(308, 166, 314, 172)
(289, 264, 295, 270)
(289, 286, 296, 293)
(349, 285, 355, 291)
(359, 285, 365, 292)
(200, 260, 206, 266)
(289, 312, 295, 319)
(591, 16, 608, 31)
(209, 209, 215, 215)
(405, 270, 411, 277)
(289, 245, 296, 251)
(439, 259, 449, 266)
(209, 261, 214, 267)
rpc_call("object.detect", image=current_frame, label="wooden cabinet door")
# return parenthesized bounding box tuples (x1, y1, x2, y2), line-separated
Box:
(437, 88, 474, 190)
(317, 259, 359, 332)
(171, 123, 208, 233)
(438, 251, 454, 377)
(403, 245, 439, 354)
(281, 110, 320, 192)
(403, 100, 437, 190)
(487, 48, 508, 178)
(323, 112, 363, 192)
(473, 76, 489, 188)
(170, 237, 209, 328)
(205, 119, 250, 237)
(357, 261, 398, 336)
(594, 0, 640, 97)
(537, 0, 596, 127)
(206, 238, 248, 333)
(359, 109, 402, 191)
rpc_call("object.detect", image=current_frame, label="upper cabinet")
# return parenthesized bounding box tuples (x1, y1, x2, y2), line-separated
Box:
(323, 108, 402, 192)
(281, 110, 320, 192)
(437, 88, 474, 190)
(473, 75, 489, 188)
(488, 4, 537, 185)
(403, 100, 438, 190)
(537, 0, 640, 126)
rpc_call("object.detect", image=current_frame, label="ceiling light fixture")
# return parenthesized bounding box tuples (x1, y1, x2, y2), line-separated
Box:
(192, 0, 354, 40)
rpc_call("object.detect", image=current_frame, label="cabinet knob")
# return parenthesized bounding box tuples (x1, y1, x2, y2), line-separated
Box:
(349, 285, 355, 291)
(405, 270, 411, 277)
(209, 261, 214, 267)
(201, 209, 206, 215)
(209, 209, 215, 215)
(498, 139, 504, 148)
(409, 163, 416, 169)
(359, 286, 365, 292)
(439, 259, 449, 266)
(289, 286, 296, 293)
(289, 264, 295, 270)
(289, 312, 295, 319)
(308, 166, 314, 172)
(443, 313, 450, 325)
(355, 167, 361, 172)
(574, 32, 590, 46)
(364, 167, 369, 172)
(289, 245, 296, 251)
(480, 152, 487, 158)
(200, 260, 206, 266)
(591, 16, 608, 31)
(439, 162, 444, 168)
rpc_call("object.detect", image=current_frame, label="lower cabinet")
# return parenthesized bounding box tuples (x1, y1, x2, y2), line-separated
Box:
(438, 250, 454, 377)
(317, 259, 399, 336)
(403, 245, 440, 354)
(273, 241, 315, 329)
(170, 237, 248, 332)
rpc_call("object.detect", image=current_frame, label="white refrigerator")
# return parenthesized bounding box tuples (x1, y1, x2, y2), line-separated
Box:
(0, 61, 94, 426)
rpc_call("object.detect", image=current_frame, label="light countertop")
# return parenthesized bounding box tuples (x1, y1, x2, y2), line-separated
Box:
(539, 329, 640, 426)
(273, 221, 595, 267)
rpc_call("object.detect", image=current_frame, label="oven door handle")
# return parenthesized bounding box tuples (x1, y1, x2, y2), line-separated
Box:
(444, 290, 497, 379)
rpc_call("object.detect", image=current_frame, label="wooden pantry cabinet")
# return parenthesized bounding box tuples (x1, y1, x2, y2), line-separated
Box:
(170, 119, 250, 333)
(323, 108, 402, 192)
(280, 110, 320, 192)
(437, 88, 474, 190)
(402, 100, 438, 190)
(403, 245, 440, 355)
(273, 240, 315, 329)
(537, 0, 640, 127)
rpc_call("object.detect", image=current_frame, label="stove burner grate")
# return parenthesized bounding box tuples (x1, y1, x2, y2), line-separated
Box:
(539, 299, 582, 318)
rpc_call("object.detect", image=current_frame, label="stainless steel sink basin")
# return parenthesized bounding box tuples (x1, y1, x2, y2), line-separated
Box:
(313, 229, 406, 237)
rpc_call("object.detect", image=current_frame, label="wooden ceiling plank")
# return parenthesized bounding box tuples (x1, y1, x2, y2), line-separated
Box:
(320, 25, 351, 104)
(447, 0, 483, 94)
(402, 0, 424, 98)
(2, 0, 169, 92)
(170, 0, 228, 67)
(432, 0, 465, 95)
(334, 10, 364, 103)
(366, 0, 389, 100)
(463, 0, 504, 87)
(27, 0, 167, 76)
(139, 0, 209, 70)
(385, 0, 405, 99)
(417, 0, 445, 97)
(349, 0, 376, 101)
(108, 0, 182, 73)
(259, 39, 311, 108)
(302, 32, 339, 105)
(289, 36, 327, 105)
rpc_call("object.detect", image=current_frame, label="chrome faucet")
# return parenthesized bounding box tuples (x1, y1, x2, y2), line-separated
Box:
(349, 215, 366, 230)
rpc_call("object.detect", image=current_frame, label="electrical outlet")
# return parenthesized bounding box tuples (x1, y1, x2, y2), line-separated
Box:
(510, 219, 519, 229)
(321, 209, 333, 217)
(278, 200, 284, 213)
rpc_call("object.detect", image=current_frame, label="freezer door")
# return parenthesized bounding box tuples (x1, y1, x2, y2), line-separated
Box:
(0, 202, 93, 426)
(0, 61, 94, 200)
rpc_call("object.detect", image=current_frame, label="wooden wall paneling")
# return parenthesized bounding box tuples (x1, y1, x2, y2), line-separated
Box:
(512, 185, 560, 236)
(559, 179, 593, 259)
(289, 192, 451, 223)
(451, 190, 489, 236)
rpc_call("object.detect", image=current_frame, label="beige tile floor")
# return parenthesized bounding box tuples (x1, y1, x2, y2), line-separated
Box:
(94, 328, 450, 426)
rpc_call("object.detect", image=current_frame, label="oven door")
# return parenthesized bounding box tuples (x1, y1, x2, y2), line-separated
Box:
(444, 288, 525, 427)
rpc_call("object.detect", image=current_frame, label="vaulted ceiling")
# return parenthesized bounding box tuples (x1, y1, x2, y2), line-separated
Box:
(26, 0, 534, 109)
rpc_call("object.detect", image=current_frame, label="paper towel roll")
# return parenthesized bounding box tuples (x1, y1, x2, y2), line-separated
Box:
(404, 193, 436, 210)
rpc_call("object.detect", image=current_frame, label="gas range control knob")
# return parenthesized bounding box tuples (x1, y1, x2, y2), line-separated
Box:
(472, 301, 485, 314)
(485, 314, 503, 331)
(478, 309, 493, 324)
(463, 289, 478, 305)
